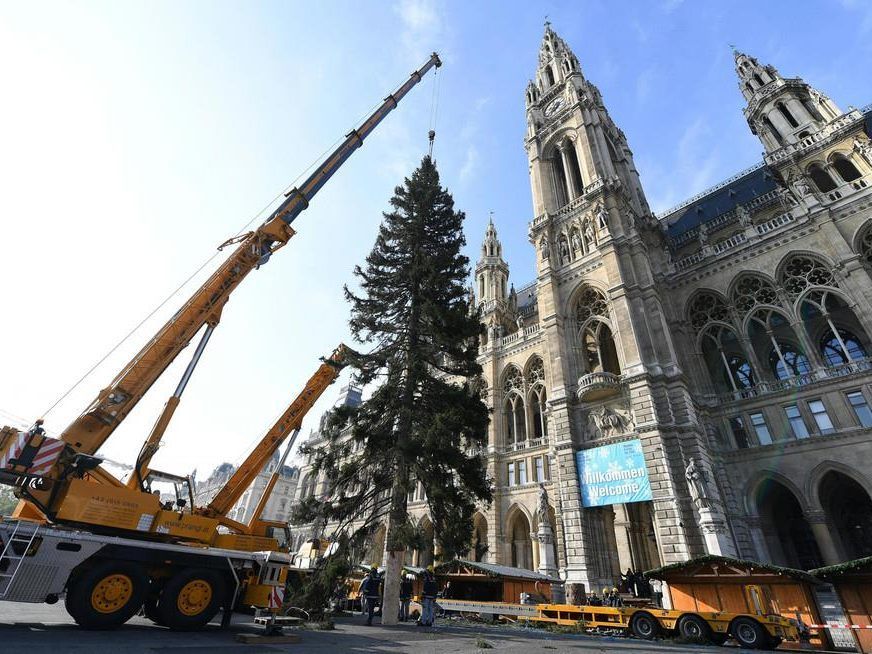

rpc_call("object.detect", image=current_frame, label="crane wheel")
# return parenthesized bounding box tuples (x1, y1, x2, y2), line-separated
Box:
(730, 616, 769, 649)
(629, 611, 660, 640)
(677, 614, 713, 642)
(157, 568, 226, 631)
(65, 560, 148, 629)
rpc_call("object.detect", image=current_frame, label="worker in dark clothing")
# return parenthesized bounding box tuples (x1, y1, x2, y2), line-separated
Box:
(417, 568, 438, 626)
(398, 575, 413, 622)
(360, 567, 381, 625)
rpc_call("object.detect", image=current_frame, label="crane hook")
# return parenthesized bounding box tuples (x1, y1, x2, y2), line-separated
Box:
(428, 129, 436, 157)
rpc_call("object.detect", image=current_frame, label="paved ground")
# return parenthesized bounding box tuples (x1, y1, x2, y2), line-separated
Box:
(0, 602, 775, 653)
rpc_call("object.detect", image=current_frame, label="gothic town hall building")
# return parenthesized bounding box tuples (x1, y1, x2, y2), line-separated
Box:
(294, 25, 872, 592)
(468, 25, 872, 592)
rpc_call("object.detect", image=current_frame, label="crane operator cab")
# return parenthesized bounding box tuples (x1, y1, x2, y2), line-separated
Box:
(143, 469, 195, 513)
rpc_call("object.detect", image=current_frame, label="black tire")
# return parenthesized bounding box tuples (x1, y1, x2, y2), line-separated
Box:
(677, 614, 713, 642)
(731, 616, 769, 649)
(768, 636, 783, 649)
(157, 568, 226, 631)
(65, 560, 148, 629)
(629, 611, 660, 640)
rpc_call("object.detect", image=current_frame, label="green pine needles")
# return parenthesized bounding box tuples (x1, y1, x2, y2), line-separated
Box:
(293, 156, 492, 562)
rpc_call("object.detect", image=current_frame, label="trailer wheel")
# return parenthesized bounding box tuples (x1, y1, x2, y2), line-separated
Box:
(629, 611, 660, 640)
(677, 614, 713, 642)
(65, 560, 148, 629)
(157, 568, 226, 631)
(731, 616, 769, 649)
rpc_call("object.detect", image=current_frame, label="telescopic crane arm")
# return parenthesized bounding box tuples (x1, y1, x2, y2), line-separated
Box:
(7, 53, 440, 508)
(201, 344, 349, 523)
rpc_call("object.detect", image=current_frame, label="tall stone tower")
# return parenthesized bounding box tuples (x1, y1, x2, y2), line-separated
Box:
(526, 23, 728, 591)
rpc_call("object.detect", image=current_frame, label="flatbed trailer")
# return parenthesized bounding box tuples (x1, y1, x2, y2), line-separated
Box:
(435, 598, 799, 650)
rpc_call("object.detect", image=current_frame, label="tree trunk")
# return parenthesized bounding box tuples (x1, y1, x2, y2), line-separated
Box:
(380, 461, 410, 626)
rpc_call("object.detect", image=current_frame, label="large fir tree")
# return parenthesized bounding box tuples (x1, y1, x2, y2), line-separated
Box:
(293, 156, 491, 623)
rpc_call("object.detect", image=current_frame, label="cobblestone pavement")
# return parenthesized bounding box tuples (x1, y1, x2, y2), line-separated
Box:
(0, 602, 763, 653)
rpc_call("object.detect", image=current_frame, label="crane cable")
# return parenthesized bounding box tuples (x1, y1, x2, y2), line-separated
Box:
(427, 64, 441, 158)
(39, 93, 390, 423)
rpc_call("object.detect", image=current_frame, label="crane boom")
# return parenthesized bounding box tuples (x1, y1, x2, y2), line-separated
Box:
(203, 344, 348, 519)
(50, 53, 441, 460)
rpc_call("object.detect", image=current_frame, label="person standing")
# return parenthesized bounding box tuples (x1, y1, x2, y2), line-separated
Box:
(418, 568, 438, 627)
(360, 567, 382, 626)
(398, 575, 413, 622)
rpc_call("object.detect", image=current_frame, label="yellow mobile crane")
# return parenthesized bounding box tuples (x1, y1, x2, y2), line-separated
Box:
(0, 54, 439, 629)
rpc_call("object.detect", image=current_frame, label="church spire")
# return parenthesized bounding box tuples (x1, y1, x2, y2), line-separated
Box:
(735, 50, 843, 153)
(475, 216, 509, 305)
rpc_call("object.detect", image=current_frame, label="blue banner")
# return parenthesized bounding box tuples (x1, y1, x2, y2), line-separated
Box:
(576, 439, 652, 507)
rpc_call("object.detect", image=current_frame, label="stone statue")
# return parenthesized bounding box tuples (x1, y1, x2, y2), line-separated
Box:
(583, 219, 596, 247)
(854, 136, 872, 161)
(735, 203, 752, 227)
(540, 237, 550, 261)
(697, 221, 709, 247)
(570, 229, 582, 256)
(586, 406, 627, 438)
(559, 236, 570, 264)
(685, 458, 712, 508)
(596, 203, 609, 230)
(537, 483, 551, 526)
(516, 313, 524, 331)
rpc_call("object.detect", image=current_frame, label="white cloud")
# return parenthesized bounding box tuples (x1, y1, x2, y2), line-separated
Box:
(459, 146, 480, 184)
(395, 0, 443, 62)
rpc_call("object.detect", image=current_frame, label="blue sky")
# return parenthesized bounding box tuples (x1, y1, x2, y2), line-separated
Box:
(1, 1, 870, 477)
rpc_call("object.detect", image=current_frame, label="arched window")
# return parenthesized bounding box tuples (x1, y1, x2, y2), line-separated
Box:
(688, 291, 730, 331)
(576, 287, 619, 374)
(762, 116, 784, 146)
(700, 324, 755, 392)
(745, 82, 754, 95)
(567, 144, 585, 196)
(503, 367, 527, 444)
(551, 154, 569, 208)
(731, 275, 779, 317)
(582, 321, 621, 375)
(748, 308, 809, 381)
(857, 223, 872, 269)
(527, 358, 548, 440)
(545, 66, 555, 86)
(768, 343, 812, 380)
(808, 163, 837, 193)
(776, 102, 799, 128)
(779, 255, 836, 299)
(753, 73, 764, 87)
(831, 153, 862, 183)
(802, 97, 823, 122)
(799, 289, 870, 366)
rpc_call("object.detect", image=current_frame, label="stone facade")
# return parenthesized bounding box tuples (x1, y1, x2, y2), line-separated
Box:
(195, 455, 299, 526)
(471, 26, 872, 591)
(293, 26, 872, 590)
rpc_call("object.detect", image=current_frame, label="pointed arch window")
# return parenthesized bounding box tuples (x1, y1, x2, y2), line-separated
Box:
(700, 324, 755, 392)
(763, 116, 784, 146)
(551, 153, 569, 208)
(527, 358, 548, 440)
(776, 102, 799, 128)
(753, 73, 764, 87)
(831, 153, 861, 183)
(575, 287, 620, 375)
(780, 255, 837, 299)
(503, 367, 527, 444)
(545, 66, 555, 87)
(748, 308, 809, 381)
(799, 289, 870, 366)
(808, 163, 837, 193)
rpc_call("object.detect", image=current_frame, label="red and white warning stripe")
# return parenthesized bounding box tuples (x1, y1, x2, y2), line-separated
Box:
(29, 438, 65, 475)
(807, 623, 872, 630)
(268, 585, 285, 609)
(0, 431, 27, 470)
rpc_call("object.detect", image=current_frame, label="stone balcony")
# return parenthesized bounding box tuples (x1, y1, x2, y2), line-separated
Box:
(703, 356, 872, 405)
(502, 437, 546, 454)
(576, 371, 622, 401)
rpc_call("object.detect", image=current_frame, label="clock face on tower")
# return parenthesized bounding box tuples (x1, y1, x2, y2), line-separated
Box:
(544, 97, 565, 117)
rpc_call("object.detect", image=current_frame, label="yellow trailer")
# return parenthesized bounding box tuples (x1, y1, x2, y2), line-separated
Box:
(436, 598, 799, 650)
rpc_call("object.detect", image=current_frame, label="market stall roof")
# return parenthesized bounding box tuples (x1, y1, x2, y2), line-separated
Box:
(645, 554, 821, 585)
(435, 559, 558, 583)
(811, 556, 872, 580)
(353, 563, 425, 577)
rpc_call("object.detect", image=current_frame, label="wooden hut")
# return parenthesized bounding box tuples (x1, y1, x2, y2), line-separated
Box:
(646, 555, 825, 649)
(812, 556, 872, 653)
(434, 559, 557, 603)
